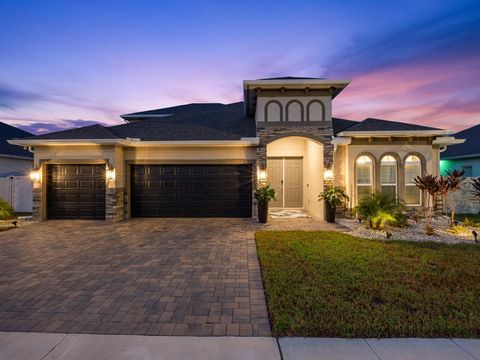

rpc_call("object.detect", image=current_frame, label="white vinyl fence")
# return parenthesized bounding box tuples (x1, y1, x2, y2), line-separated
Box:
(0, 176, 32, 212)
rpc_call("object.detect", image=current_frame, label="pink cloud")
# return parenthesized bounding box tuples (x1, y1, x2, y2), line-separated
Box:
(333, 55, 480, 130)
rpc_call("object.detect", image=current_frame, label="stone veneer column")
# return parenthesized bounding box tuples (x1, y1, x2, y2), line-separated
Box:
(106, 188, 124, 222)
(32, 188, 42, 221)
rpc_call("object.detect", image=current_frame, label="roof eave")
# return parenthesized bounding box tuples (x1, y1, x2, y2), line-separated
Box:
(337, 130, 453, 137)
(8, 139, 127, 146)
(441, 153, 480, 160)
(8, 138, 260, 147)
(0, 153, 34, 160)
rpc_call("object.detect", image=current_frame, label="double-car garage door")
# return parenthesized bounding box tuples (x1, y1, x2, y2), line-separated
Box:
(46, 164, 252, 219)
(131, 164, 252, 217)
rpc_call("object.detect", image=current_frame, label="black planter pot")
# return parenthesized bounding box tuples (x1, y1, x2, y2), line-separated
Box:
(257, 202, 269, 223)
(325, 202, 336, 223)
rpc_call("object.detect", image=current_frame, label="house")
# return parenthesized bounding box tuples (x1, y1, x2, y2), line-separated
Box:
(0, 122, 34, 212)
(440, 124, 480, 177)
(8, 77, 463, 221)
(0, 122, 33, 177)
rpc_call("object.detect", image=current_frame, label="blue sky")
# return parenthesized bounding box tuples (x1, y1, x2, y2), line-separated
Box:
(0, 0, 479, 134)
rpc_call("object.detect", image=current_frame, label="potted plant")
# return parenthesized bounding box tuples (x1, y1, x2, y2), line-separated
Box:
(254, 185, 276, 223)
(318, 186, 349, 223)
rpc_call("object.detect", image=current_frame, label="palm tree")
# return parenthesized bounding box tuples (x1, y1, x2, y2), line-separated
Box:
(446, 169, 466, 225)
(437, 176, 450, 216)
(414, 174, 440, 230)
(470, 177, 480, 213)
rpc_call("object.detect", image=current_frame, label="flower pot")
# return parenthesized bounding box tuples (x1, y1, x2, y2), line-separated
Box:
(257, 201, 269, 223)
(325, 202, 336, 223)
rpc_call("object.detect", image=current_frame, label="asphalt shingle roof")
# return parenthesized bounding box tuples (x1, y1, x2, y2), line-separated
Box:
(0, 122, 33, 158)
(340, 118, 440, 132)
(121, 103, 227, 119)
(441, 124, 480, 159)
(110, 102, 256, 141)
(24, 125, 121, 140)
(332, 118, 358, 135)
(14, 105, 446, 143)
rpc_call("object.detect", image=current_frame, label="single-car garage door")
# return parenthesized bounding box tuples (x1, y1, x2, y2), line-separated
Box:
(47, 164, 106, 220)
(131, 164, 252, 217)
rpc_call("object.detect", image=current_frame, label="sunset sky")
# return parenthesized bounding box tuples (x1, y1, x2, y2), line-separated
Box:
(0, 0, 479, 134)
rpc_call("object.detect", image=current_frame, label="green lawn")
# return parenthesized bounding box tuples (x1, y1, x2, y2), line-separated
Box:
(256, 231, 480, 338)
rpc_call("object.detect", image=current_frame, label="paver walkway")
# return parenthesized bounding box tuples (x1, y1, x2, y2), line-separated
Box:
(0, 219, 270, 336)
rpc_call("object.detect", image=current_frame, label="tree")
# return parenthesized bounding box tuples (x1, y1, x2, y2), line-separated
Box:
(446, 169, 466, 225)
(437, 176, 450, 216)
(414, 174, 440, 231)
(471, 177, 480, 209)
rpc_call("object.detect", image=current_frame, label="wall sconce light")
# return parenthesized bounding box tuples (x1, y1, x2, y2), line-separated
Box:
(324, 168, 334, 181)
(257, 168, 267, 185)
(29, 166, 41, 183)
(106, 166, 116, 182)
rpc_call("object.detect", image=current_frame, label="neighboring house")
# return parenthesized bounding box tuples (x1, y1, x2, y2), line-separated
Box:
(9, 77, 463, 221)
(0, 122, 33, 177)
(0, 122, 34, 212)
(440, 124, 480, 177)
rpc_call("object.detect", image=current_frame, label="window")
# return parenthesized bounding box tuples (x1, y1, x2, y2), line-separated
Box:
(380, 155, 397, 197)
(356, 155, 373, 202)
(405, 155, 422, 205)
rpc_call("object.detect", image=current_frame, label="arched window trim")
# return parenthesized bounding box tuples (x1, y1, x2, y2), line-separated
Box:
(306, 100, 326, 122)
(380, 154, 398, 198)
(285, 100, 304, 122)
(264, 100, 283, 122)
(404, 153, 424, 206)
(355, 153, 375, 204)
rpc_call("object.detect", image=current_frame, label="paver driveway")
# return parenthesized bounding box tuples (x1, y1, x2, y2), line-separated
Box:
(0, 219, 270, 336)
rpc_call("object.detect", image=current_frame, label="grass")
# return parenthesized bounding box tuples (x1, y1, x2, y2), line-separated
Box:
(256, 230, 480, 338)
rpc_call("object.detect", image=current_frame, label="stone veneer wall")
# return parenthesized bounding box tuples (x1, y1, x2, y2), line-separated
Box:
(446, 179, 480, 215)
(32, 188, 42, 221)
(106, 188, 124, 222)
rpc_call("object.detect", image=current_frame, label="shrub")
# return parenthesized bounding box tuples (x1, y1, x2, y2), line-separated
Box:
(447, 225, 471, 236)
(354, 193, 407, 230)
(254, 185, 276, 204)
(0, 198, 14, 220)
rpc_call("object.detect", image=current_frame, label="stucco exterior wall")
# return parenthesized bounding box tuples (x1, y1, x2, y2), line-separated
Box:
(32, 144, 256, 221)
(344, 143, 438, 207)
(266, 136, 324, 219)
(0, 156, 33, 177)
(255, 95, 332, 122)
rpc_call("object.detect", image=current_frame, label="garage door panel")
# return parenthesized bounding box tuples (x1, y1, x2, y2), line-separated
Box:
(47, 164, 106, 220)
(131, 164, 252, 218)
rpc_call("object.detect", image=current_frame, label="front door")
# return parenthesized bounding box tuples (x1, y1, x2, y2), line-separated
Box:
(267, 157, 303, 208)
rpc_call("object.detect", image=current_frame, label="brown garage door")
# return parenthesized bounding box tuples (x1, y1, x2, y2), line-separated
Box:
(131, 164, 252, 217)
(47, 164, 106, 220)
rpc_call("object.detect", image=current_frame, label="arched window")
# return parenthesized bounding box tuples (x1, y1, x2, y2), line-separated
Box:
(265, 101, 282, 122)
(356, 155, 373, 202)
(380, 155, 397, 197)
(286, 100, 303, 122)
(405, 155, 422, 205)
(306, 100, 325, 121)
